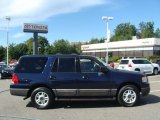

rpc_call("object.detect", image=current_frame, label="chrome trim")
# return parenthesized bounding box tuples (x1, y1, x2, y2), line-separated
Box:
(110, 89, 117, 96)
(52, 89, 117, 96)
(78, 89, 110, 96)
(53, 89, 77, 96)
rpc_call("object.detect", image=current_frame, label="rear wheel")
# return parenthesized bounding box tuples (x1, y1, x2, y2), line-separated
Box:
(31, 87, 54, 109)
(117, 85, 139, 107)
(0, 73, 2, 79)
(153, 68, 158, 75)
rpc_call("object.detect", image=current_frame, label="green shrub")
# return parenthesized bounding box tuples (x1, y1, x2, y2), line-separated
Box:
(109, 56, 121, 62)
(146, 55, 160, 63)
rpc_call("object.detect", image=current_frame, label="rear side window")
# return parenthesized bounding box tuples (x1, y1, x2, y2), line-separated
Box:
(14, 57, 48, 73)
(132, 60, 140, 64)
(52, 58, 76, 73)
(120, 60, 129, 64)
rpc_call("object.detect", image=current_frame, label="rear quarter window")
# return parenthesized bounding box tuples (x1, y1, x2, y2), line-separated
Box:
(119, 60, 129, 64)
(14, 57, 48, 73)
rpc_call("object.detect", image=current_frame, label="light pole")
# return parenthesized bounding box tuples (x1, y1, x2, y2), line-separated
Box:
(102, 16, 113, 64)
(6, 16, 11, 66)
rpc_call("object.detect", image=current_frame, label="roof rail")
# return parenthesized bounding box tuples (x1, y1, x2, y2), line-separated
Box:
(122, 57, 145, 59)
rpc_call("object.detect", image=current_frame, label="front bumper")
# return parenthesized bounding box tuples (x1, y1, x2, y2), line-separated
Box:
(141, 86, 150, 96)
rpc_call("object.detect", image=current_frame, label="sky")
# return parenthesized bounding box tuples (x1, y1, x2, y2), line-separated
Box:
(0, 0, 160, 46)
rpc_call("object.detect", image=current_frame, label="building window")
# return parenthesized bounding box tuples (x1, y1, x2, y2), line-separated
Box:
(143, 50, 153, 57)
(134, 50, 143, 57)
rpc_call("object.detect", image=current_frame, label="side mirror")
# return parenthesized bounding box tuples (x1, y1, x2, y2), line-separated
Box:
(101, 67, 108, 74)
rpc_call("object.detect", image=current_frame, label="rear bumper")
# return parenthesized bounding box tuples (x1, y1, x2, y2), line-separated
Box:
(141, 86, 150, 96)
(10, 88, 29, 97)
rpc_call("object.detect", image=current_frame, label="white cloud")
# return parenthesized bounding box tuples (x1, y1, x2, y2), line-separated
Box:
(0, 0, 108, 27)
(12, 32, 26, 38)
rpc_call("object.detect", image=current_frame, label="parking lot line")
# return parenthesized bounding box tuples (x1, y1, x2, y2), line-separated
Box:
(0, 115, 40, 120)
(150, 81, 160, 83)
(0, 89, 9, 93)
(150, 90, 160, 93)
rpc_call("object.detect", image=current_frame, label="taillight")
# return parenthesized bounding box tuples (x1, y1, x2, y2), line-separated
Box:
(12, 74, 19, 84)
(128, 64, 132, 67)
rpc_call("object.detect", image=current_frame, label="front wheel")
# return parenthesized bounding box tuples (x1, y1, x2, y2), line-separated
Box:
(31, 87, 54, 109)
(117, 85, 140, 107)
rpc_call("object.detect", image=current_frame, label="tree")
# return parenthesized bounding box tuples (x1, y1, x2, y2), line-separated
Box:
(25, 36, 49, 54)
(0, 46, 5, 61)
(9, 43, 17, 60)
(51, 39, 81, 54)
(155, 28, 160, 38)
(52, 39, 71, 54)
(111, 23, 136, 41)
(88, 38, 105, 44)
(139, 22, 155, 38)
(9, 43, 28, 60)
(89, 38, 100, 44)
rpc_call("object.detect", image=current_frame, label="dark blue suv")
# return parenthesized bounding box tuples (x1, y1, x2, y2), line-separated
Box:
(10, 55, 150, 109)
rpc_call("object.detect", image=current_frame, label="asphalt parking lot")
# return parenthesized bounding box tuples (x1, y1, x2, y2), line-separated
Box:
(0, 75, 160, 120)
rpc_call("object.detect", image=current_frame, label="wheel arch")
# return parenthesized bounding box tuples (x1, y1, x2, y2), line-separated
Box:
(153, 67, 158, 71)
(116, 82, 141, 96)
(135, 68, 140, 71)
(27, 84, 55, 98)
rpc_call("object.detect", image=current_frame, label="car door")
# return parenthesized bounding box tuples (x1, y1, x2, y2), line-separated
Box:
(77, 57, 115, 97)
(49, 57, 78, 97)
(143, 60, 153, 74)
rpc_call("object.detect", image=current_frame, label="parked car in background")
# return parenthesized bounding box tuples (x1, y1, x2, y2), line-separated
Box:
(118, 57, 160, 75)
(0, 64, 13, 79)
(156, 60, 160, 67)
(108, 61, 114, 68)
(10, 55, 150, 109)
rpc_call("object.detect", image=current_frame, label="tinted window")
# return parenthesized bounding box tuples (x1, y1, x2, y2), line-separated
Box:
(120, 60, 129, 64)
(52, 59, 58, 72)
(15, 57, 47, 73)
(58, 58, 75, 72)
(143, 60, 151, 64)
(132, 60, 140, 64)
(80, 58, 100, 73)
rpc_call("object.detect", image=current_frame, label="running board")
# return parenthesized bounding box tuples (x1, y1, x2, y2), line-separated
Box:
(55, 97, 116, 101)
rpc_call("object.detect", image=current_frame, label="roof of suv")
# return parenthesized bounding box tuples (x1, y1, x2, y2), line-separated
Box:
(121, 57, 146, 60)
(20, 54, 96, 58)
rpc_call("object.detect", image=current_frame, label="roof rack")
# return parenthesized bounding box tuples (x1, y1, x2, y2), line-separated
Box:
(122, 57, 145, 59)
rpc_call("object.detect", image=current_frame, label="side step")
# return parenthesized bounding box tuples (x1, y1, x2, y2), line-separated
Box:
(55, 97, 116, 101)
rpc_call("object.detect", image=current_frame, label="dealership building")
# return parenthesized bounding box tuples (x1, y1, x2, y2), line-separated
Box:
(81, 38, 160, 58)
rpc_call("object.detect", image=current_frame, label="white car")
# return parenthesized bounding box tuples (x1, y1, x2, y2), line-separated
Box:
(118, 58, 160, 75)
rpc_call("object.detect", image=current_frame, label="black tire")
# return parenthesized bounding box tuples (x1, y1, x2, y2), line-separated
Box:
(153, 68, 158, 75)
(31, 87, 54, 109)
(117, 85, 140, 107)
(0, 73, 2, 79)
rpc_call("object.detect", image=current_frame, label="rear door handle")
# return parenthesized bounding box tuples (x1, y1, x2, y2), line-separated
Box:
(49, 76, 56, 80)
(82, 76, 89, 80)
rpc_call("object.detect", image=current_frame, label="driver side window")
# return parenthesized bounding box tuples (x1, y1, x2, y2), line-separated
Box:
(80, 58, 101, 73)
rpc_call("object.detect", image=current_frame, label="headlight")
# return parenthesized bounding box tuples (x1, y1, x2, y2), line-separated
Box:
(1, 70, 4, 73)
(142, 76, 148, 83)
